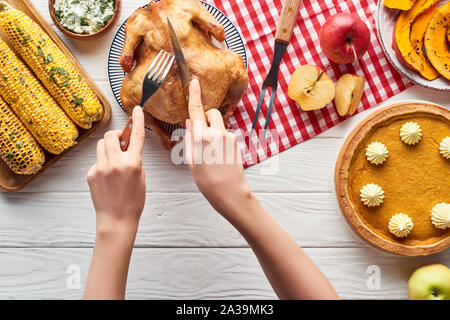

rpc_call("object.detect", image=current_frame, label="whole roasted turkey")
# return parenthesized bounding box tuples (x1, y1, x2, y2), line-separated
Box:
(120, 0, 248, 149)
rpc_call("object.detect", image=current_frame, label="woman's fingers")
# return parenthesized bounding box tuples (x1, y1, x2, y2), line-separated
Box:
(96, 139, 107, 169)
(188, 78, 207, 155)
(188, 78, 207, 128)
(226, 132, 242, 165)
(185, 119, 193, 165)
(206, 109, 225, 131)
(128, 106, 146, 156)
(104, 130, 122, 158)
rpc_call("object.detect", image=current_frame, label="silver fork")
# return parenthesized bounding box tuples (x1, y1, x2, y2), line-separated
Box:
(120, 49, 175, 151)
(250, 0, 302, 139)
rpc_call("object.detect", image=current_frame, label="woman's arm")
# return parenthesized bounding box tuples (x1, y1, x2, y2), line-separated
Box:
(83, 106, 147, 300)
(185, 78, 338, 300)
(209, 190, 338, 300)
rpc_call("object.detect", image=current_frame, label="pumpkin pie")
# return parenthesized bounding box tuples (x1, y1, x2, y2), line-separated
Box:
(335, 102, 450, 256)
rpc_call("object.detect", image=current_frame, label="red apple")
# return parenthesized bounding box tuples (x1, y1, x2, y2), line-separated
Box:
(319, 12, 371, 64)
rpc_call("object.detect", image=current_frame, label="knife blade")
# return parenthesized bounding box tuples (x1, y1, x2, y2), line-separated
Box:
(167, 17, 191, 88)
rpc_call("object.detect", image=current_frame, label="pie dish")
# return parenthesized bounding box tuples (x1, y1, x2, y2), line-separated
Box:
(335, 102, 450, 256)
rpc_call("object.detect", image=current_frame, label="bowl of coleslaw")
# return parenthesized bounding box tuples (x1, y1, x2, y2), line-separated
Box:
(49, 0, 121, 39)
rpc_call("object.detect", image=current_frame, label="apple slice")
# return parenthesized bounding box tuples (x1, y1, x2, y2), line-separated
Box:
(288, 65, 335, 111)
(335, 74, 365, 116)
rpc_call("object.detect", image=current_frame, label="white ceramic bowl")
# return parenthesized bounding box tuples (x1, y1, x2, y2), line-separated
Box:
(376, 0, 450, 92)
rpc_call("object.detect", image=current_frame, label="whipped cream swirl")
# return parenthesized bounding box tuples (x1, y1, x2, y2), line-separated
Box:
(439, 136, 450, 159)
(360, 183, 385, 207)
(400, 122, 422, 145)
(365, 141, 388, 165)
(389, 213, 414, 238)
(431, 203, 450, 230)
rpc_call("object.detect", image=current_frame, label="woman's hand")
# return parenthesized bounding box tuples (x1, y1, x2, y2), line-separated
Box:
(185, 78, 252, 221)
(84, 106, 146, 300)
(185, 79, 338, 300)
(87, 106, 146, 237)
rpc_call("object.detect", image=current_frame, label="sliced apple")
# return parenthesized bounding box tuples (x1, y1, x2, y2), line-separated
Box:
(393, 0, 440, 74)
(384, 0, 416, 10)
(288, 65, 335, 111)
(425, 2, 450, 80)
(335, 74, 365, 116)
(410, 5, 440, 80)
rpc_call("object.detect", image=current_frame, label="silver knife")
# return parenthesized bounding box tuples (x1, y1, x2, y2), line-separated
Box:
(167, 17, 191, 88)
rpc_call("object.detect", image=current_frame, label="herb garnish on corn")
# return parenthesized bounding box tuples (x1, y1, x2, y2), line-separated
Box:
(0, 2, 103, 129)
(0, 39, 78, 154)
(0, 95, 44, 175)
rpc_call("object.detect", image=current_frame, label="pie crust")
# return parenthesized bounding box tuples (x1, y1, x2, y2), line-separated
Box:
(335, 102, 450, 256)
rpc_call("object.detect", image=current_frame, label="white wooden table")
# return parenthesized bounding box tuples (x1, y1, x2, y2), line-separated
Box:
(0, 0, 448, 300)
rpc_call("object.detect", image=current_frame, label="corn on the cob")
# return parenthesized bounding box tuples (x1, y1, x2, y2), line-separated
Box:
(0, 95, 45, 175)
(0, 2, 103, 129)
(0, 39, 78, 154)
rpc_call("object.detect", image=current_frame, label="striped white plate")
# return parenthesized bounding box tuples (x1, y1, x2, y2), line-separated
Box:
(108, 1, 248, 116)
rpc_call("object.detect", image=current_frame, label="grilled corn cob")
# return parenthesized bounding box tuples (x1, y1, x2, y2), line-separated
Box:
(0, 39, 78, 154)
(0, 2, 103, 129)
(0, 95, 44, 175)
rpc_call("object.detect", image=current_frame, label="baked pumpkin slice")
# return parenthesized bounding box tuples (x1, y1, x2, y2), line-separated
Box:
(410, 5, 440, 80)
(383, 0, 416, 10)
(447, 26, 450, 45)
(384, 0, 416, 10)
(393, 0, 440, 74)
(425, 1, 450, 80)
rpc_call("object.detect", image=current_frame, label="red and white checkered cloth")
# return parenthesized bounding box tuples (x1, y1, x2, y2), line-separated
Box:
(212, 0, 411, 167)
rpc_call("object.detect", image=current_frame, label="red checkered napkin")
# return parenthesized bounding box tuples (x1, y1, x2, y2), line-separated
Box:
(212, 0, 411, 167)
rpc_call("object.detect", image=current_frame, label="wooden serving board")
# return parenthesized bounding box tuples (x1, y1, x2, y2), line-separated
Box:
(0, 0, 111, 191)
(335, 102, 450, 256)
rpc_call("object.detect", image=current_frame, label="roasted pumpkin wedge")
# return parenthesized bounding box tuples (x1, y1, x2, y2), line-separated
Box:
(393, 0, 440, 74)
(384, 0, 416, 10)
(410, 5, 440, 80)
(425, 1, 450, 80)
(447, 26, 450, 45)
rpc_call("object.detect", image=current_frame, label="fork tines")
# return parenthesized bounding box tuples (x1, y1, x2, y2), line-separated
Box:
(147, 49, 175, 84)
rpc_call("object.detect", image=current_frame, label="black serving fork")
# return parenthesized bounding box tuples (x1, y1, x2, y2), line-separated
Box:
(120, 49, 175, 151)
(250, 0, 302, 138)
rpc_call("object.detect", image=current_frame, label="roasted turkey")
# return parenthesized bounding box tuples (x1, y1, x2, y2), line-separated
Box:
(119, 0, 248, 149)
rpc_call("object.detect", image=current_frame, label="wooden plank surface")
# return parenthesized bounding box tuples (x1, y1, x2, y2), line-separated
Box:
(11, 137, 341, 193)
(0, 0, 447, 300)
(0, 247, 448, 300)
(0, 192, 363, 248)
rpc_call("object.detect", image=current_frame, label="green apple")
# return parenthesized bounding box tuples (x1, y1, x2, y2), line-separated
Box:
(408, 264, 450, 300)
